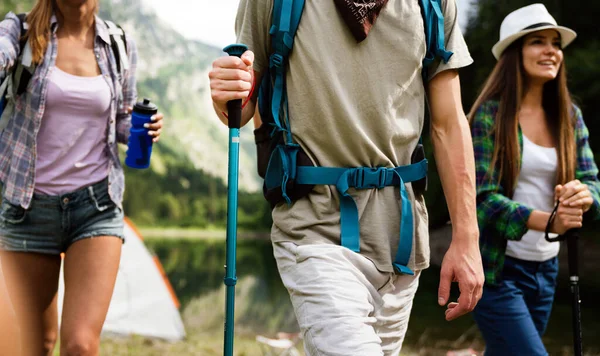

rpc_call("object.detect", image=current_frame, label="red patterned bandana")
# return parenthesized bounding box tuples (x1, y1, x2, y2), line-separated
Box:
(333, 0, 390, 42)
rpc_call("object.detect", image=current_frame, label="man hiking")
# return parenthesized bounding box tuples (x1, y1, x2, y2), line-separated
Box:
(209, 0, 484, 354)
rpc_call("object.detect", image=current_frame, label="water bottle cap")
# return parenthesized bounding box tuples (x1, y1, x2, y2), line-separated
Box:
(134, 98, 158, 115)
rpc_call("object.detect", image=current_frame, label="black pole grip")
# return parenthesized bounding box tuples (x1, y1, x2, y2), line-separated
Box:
(566, 230, 580, 279)
(227, 100, 242, 129)
(222, 44, 249, 130)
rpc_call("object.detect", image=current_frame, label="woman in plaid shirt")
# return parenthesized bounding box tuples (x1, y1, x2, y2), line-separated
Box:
(467, 4, 600, 355)
(0, 0, 164, 354)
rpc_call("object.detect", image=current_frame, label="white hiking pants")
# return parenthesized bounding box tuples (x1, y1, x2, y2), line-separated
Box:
(273, 241, 420, 356)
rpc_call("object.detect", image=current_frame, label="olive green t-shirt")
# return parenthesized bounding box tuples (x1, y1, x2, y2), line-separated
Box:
(236, 0, 473, 272)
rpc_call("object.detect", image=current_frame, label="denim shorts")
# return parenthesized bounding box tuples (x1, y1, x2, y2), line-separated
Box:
(0, 178, 124, 255)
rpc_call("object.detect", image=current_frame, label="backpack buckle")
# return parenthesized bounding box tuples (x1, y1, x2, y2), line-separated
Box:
(350, 167, 387, 190)
(270, 53, 284, 69)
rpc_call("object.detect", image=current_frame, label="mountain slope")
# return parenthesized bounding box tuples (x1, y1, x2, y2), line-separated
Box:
(100, 0, 262, 192)
(0, 0, 270, 229)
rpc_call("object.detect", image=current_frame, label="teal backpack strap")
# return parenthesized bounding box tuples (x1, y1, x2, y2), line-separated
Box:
(420, 0, 453, 71)
(265, 0, 306, 203)
(263, 0, 453, 275)
(296, 160, 429, 275)
(393, 175, 415, 275)
(269, 0, 305, 142)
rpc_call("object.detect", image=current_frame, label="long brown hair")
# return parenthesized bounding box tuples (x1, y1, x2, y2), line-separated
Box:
(467, 39, 576, 198)
(24, 0, 99, 64)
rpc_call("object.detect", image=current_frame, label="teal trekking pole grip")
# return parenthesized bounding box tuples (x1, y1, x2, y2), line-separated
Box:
(222, 43, 248, 356)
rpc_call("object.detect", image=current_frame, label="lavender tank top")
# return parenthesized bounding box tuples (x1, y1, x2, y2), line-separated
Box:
(34, 66, 112, 195)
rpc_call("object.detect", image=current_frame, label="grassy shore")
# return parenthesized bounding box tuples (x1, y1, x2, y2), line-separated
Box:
(50, 228, 600, 355)
(139, 226, 269, 240)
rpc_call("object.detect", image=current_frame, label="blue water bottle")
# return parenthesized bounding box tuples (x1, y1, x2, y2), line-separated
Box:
(125, 98, 158, 169)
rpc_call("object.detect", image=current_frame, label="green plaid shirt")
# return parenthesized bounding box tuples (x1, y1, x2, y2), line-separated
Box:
(471, 100, 600, 285)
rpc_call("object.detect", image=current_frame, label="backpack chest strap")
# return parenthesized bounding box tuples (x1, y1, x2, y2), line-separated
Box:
(296, 160, 427, 275)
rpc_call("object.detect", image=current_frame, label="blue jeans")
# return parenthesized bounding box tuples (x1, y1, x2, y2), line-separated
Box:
(0, 178, 124, 254)
(473, 255, 559, 356)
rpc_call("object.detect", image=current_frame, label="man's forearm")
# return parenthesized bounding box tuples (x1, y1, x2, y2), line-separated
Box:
(431, 116, 479, 240)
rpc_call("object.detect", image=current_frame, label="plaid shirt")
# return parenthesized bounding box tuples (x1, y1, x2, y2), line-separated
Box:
(472, 100, 600, 285)
(0, 12, 137, 209)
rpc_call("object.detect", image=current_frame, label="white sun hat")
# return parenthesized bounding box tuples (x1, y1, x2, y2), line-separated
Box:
(492, 3, 577, 60)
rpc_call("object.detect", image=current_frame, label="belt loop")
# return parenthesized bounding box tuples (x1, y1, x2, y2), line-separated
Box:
(88, 185, 95, 200)
(88, 185, 109, 212)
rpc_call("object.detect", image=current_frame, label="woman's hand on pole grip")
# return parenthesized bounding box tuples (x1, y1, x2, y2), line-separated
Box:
(556, 180, 594, 213)
(551, 184, 584, 234)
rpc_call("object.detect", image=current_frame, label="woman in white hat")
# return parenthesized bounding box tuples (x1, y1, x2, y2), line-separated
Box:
(467, 3, 600, 355)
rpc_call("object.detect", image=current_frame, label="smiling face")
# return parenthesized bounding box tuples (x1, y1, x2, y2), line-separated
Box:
(521, 29, 564, 85)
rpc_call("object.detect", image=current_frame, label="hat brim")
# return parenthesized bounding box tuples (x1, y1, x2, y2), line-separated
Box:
(492, 25, 577, 60)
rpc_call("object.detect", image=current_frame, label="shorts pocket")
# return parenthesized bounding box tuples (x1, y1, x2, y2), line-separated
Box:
(0, 199, 27, 224)
(87, 186, 116, 212)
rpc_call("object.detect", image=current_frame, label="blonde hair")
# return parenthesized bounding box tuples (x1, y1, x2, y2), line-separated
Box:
(24, 0, 98, 64)
(24, 0, 54, 64)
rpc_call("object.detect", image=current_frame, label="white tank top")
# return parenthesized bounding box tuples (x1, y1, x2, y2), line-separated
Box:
(506, 134, 559, 261)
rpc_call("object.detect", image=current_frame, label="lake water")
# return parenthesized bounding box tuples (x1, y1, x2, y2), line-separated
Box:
(144, 237, 600, 356)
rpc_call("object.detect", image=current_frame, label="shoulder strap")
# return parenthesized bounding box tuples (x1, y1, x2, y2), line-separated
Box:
(0, 14, 30, 130)
(417, 0, 454, 145)
(103, 20, 129, 77)
(267, 0, 305, 143)
(14, 13, 32, 96)
(258, 0, 306, 204)
(270, 0, 304, 58)
(419, 0, 453, 77)
(16, 13, 28, 48)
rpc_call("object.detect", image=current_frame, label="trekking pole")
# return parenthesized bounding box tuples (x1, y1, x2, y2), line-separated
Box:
(222, 43, 248, 356)
(565, 229, 583, 356)
(545, 203, 583, 356)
